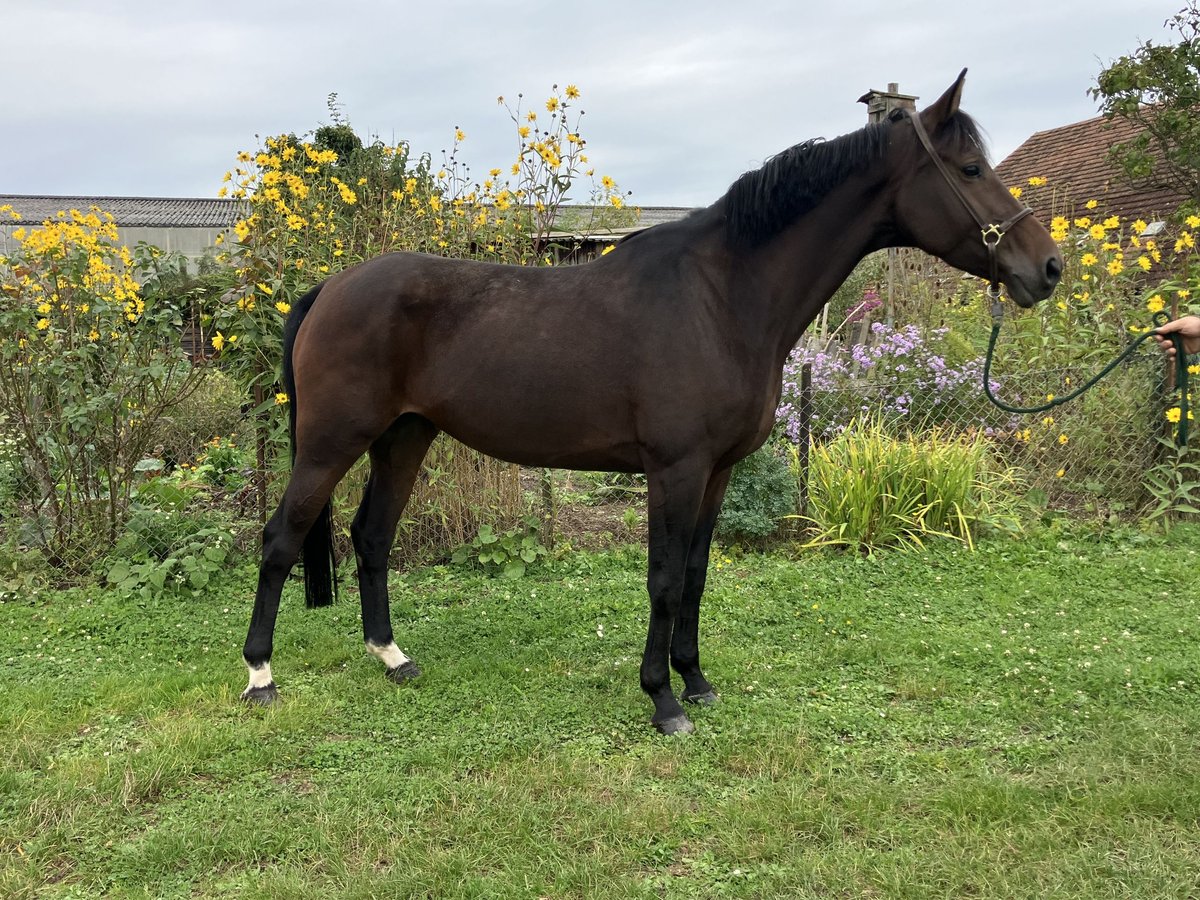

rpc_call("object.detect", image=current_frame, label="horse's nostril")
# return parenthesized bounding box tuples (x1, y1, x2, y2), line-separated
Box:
(1047, 255, 1063, 283)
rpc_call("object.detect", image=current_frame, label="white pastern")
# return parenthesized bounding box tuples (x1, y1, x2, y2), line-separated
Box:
(244, 662, 274, 692)
(366, 641, 410, 669)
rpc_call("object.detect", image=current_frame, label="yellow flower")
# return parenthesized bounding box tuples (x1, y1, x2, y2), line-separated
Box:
(565, 84, 580, 99)
(1106, 259, 1124, 276)
(211, 332, 226, 352)
(1147, 294, 1165, 313)
(601, 175, 615, 191)
(1028, 176, 1048, 186)
(1102, 216, 1120, 229)
(1086, 199, 1098, 209)
(1058, 433, 1069, 445)
(1167, 407, 1182, 423)
(274, 392, 289, 405)
(1089, 224, 1107, 241)
(1133, 218, 1148, 234)
(1009, 186, 1023, 199)
(1042, 416, 1054, 427)
(1189, 364, 1200, 376)
(1138, 255, 1152, 271)
(610, 196, 624, 209)
(1179, 289, 1192, 299)
(1074, 217, 1092, 229)
(1080, 252, 1098, 266)
(1056, 468, 1066, 478)
(545, 97, 560, 112)
(35, 318, 50, 331)
(455, 128, 466, 141)
(275, 301, 291, 315)
(601, 245, 615, 256)
(1187, 215, 1200, 229)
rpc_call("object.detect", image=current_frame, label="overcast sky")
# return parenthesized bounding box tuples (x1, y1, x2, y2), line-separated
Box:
(4, 1, 1184, 207)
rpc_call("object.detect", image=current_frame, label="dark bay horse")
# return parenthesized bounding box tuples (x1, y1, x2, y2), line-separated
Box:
(241, 71, 1062, 734)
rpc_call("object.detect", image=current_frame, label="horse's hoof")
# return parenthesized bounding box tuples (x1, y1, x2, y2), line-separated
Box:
(681, 689, 719, 706)
(241, 683, 279, 705)
(386, 660, 422, 684)
(654, 714, 695, 736)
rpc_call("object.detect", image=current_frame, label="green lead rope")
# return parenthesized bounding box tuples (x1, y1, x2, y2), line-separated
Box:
(982, 309, 1190, 447)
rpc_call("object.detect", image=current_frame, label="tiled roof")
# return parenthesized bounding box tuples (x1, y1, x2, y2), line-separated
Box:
(995, 112, 1188, 222)
(0, 195, 246, 228)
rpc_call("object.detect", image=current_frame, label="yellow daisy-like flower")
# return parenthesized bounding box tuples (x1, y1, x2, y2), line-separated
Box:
(1051, 216, 1069, 233)
(1167, 407, 1182, 423)
(1086, 199, 1098, 210)
(545, 97, 559, 113)
(1009, 186, 1023, 199)
(1137, 256, 1152, 271)
(1080, 252, 1098, 267)
(1133, 218, 1148, 234)
(1102, 215, 1120, 229)
(274, 392, 289, 405)
(1179, 289, 1191, 299)
(1147, 294, 1165, 313)
(1028, 176, 1048, 186)
(1106, 259, 1124, 276)
(211, 332, 226, 352)
(1074, 217, 1092, 229)
(1187, 215, 1200, 229)
(1058, 433, 1069, 445)
(1056, 468, 1066, 478)
(1089, 224, 1107, 241)
(275, 301, 291, 315)
(1189, 364, 1200, 376)
(455, 128, 466, 141)
(565, 84, 580, 99)
(35, 318, 50, 331)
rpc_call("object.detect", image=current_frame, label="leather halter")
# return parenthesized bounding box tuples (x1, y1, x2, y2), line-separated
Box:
(907, 112, 1033, 305)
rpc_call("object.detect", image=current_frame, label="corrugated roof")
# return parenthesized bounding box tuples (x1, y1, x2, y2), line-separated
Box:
(0, 195, 246, 228)
(0, 195, 696, 233)
(994, 112, 1187, 222)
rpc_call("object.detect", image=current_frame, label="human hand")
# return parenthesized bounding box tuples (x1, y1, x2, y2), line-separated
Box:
(1152, 315, 1200, 358)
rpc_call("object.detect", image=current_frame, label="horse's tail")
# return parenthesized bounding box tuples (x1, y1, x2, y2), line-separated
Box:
(283, 282, 337, 609)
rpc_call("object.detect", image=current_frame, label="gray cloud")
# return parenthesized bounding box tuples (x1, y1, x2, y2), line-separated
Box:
(4, 0, 1182, 205)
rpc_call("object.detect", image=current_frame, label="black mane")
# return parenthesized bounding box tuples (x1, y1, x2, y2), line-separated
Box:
(720, 110, 987, 248)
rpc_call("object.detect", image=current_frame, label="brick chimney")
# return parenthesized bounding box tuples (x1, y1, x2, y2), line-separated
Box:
(857, 83, 918, 123)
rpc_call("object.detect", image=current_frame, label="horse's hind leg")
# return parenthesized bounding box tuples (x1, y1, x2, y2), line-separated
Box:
(672, 466, 732, 707)
(242, 445, 367, 703)
(351, 414, 438, 683)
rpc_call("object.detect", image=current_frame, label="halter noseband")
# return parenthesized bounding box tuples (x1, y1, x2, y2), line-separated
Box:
(907, 112, 1033, 311)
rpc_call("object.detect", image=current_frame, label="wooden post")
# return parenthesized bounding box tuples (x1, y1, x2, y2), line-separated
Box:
(798, 363, 813, 517)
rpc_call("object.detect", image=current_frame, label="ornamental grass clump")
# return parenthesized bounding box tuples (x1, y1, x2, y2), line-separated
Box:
(800, 416, 1022, 553)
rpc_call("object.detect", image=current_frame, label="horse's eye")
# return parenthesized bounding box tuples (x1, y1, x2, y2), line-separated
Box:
(962, 164, 983, 179)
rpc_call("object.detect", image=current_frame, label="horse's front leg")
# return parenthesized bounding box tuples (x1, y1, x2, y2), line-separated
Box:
(672, 466, 731, 706)
(641, 461, 708, 735)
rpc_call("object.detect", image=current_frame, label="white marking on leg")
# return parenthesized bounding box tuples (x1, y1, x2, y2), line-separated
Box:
(366, 641, 410, 670)
(244, 661, 274, 693)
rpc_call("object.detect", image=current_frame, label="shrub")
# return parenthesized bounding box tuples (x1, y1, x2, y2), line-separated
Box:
(717, 442, 797, 544)
(0, 206, 204, 569)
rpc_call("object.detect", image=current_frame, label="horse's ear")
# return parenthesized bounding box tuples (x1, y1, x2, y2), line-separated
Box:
(920, 68, 968, 130)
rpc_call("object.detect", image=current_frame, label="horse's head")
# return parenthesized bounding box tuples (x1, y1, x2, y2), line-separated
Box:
(889, 70, 1062, 308)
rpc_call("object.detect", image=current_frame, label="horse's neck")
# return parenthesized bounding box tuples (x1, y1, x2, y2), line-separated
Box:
(736, 182, 892, 367)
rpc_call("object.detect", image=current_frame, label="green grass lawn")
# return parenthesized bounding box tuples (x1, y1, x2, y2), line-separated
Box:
(2, 524, 1199, 898)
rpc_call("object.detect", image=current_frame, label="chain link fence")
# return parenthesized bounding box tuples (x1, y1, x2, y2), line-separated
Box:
(0, 337, 1181, 578)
